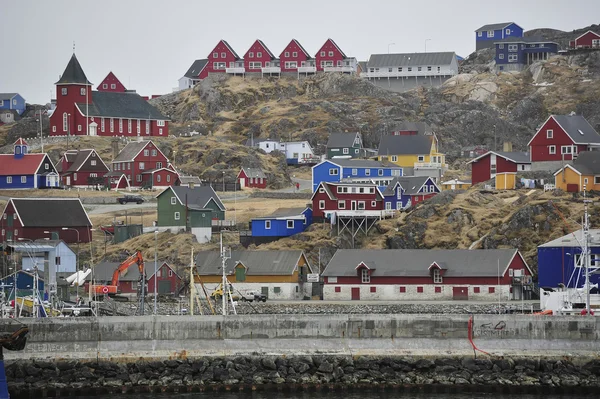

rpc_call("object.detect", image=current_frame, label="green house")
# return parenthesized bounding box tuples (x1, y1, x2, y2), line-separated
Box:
(156, 186, 226, 243)
(326, 132, 363, 159)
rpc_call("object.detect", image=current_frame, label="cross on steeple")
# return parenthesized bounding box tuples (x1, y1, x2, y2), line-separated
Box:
(73, 41, 75, 53)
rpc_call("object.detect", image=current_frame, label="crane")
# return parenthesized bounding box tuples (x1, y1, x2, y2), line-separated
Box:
(93, 251, 145, 296)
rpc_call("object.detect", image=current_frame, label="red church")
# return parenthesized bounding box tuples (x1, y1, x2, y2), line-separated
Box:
(49, 54, 169, 137)
(527, 115, 600, 162)
(97, 72, 127, 92)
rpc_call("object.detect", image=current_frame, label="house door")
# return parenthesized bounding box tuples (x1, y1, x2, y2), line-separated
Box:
(158, 280, 171, 294)
(89, 123, 97, 136)
(351, 201, 357, 210)
(261, 286, 269, 299)
(452, 287, 468, 300)
(451, 184, 456, 190)
(239, 178, 246, 188)
(351, 287, 360, 300)
(66, 176, 70, 186)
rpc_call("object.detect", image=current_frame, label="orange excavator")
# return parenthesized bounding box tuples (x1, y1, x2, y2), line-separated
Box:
(93, 251, 145, 295)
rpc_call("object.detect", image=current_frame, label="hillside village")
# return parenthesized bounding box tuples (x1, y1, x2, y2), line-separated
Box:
(1, 21, 600, 307)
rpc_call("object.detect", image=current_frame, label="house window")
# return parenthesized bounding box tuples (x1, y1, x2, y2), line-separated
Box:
(508, 44, 518, 52)
(489, 287, 495, 293)
(249, 52, 254, 57)
(157, 175, 161, 183)
(334, 286, 341, 293)
(159, 128, 163, 135)
(61, 88, 67, 96)
(174, 212, 180, 220)
(265, 220, 271, 229)
(427, 66, 432, 71)
(137, 120, 141, 134)
(433, 269, 442, 283)
(52, 126, 56, 132)
(499, 54, 504, 60)
(584, 178, 589, 185)
(474, 287, 480, 293)
(14, 229, 17, 237)
(110, 118, 114, 132)
(506, 28, 511, 34)
(418, 66, 422, 71)
(370, 286, 377, 293)
(166, 175, 170, 182)
(91, 160, 96, 166)
(319, 200, 325, 209)
(487, 30, 494, 37)
(499, 44, 504, 49)
(399, 286, 406, 293)
(128, 119, 132, 133)
(329, 168, 339, 175)
(391, 155, 398, 162)
(435, 287, 442, 293)
(111, 84, 116, 89)
(257, 52, 262, 57)
(378, 169, 383, 176)
(361, 269, 370, 283)
(417, 286, 424, 293)
(156, 161, 162, 168)
(594, 176, 600, 185)
(119, 119, 123, 133)
(328, 51, 334, 56)
(338, 200, 345, 209)
(157, 120, 165, 127)
(139, 162, 145, 170)
(478, 31, 482, 37)
(102, 84, 108, 89)
(357, 201, 365, 210)
(77, 125, 81, 131)
(285, 51, 290, 57)
(371, 201, 376, 207)
(213, 52, 218, 58)
(546, 129, 553, 138)
(287, 220, 294, 229)
(365, 169, 370, 176)
(21, 176, 26, 183)
(144, 149, 149, 156)
(418, 156, 425, 162)
(171, 197, 176, 205)
(168, 270, 173, 278)
(146, 120, 150, 134)
(45, 163, 49, 170)
(221, 52, 226, 58)
(63, 112, 68, 132)
(343, 148, 349, 154)
(561, 146, 573, 155)
(549, 145, 556, 155)
(80, 88, 86, 96)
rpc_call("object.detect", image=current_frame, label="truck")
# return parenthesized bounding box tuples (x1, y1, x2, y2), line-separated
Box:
(241, 290, 267, 303)
(210, 283, 240, 301)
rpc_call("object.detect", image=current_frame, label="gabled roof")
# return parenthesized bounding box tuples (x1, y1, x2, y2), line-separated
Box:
(220, 40, 241, 59)
(574, 30, 600, 42)
(87, 260, 141, 282)
(255, 39, 276, 59)
(475, 22, 520, 32)
(57, 149, 109, 174)
(0, 153, 47, 175)
(240, 167, 266, 179)
(196, 250, 310, 276)
(14, 138, 27, 145)
(178, 175, 202, 185)
(112, 141, 167, 163)
(165, 186, 225, 211)
(377, 135, 432, 156)
(141, 167, 179, 175)
(554, 151, 600, 176)
(467, 151, 531, 165)
(254, 207, 310, 220)
(55, 54, 92, 85)
(552, 115, 600, 145)
(0, 93, 18, 101)
(539, 229, 600, 248)
(383, 176, 433, 196)
(368, 52, 456, 68)
(280, 39, 311, 58)
(442, 178, 472, 185)
(326, 132, 361, 148)
(393, 121, 434, 135)
(183, 59, 208, 79)
(317, 38, 347, 58)
(76, 91, 167, 121)
(6, 198, 92, 228)
(322, 249, 530, 277)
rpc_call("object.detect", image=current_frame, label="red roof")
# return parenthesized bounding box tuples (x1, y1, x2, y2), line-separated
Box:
(14, 138, 27, 145)
(0, 154, 45, 175)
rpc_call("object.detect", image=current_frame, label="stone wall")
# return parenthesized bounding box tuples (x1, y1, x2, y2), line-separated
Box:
(6, 355, 600, 397)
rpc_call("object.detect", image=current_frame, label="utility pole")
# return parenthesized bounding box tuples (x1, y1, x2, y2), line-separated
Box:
(221, 232, 226, 316)
(39, 107, 44, 153)
(583, 186, 592, 316)
(189, 247, 195, 316)
(153, 230, 158, 315)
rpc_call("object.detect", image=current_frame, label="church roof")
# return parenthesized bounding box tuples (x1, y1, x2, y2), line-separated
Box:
(55, 54, 92, 85)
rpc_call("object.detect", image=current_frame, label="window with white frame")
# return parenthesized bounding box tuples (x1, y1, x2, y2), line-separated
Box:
(352, 168, 357, 175)
(285, 61, 297, 69)
(508, 44, 518, 52)
(378, 169, 383, 176)
(91, 160, 96, 166)
(171, 197, 177, 205)
(508, 54, 518, 62)
(128, 119, 132, 133)
(249, 61, 262, 69)
(506, 28, 511, 34)
(144, 149, 149, 156)
(329, 168, 339, 175)
(338, 200, 345, 209)
(595, 176, 600, 184)
(137, 120, 141, 134)
(285, 51, 290, 57)
(61, 88, 67, 96)
(103, 84, 108, 89)
(337, 186, 343, 193)
(80, 88, 86, 96)
(139, 162, 145, 170)
(213, 52, 218, 58)
(174, 212, 180, 220)
(257, 52, 262, 57)
(21, 176, 26, 183)
(110, 118, 114, 132)
(371, 201, 376, 207)
(358, 201, 365, 210)
(286, 220, 294, 229)
(213, 62, 226, 69)
(361, 269, 370, 283)
(427, 66, 432, 71)
(249, 52, 254, 57)
(221, 52, 226, 58)
(499, 54, 505, 60)
(146, 120, 150, 134)
(369, 187, 375, 194)
(478, 31, 482, 37)
(433, 268, 442, 283)
(157, 175, 161, 183)
(137, 175, 142, 182)
(77, 124, 81, 132)
(561, 146, 574, 155)
(63, 113, 68, 132)
(157, 120, 165, 127)
(418, 155, 425, 162)
(320, 51, 325, 57)
(546, 129, 553, 138)
(408, 67, 412, 72)
(584, 178, 589, 185)
(418, 66, 422, 71)
(166, 175, 170, 182)
(90, 173, 97, 178)
(111, 84, 116, 89)
(319, 200, 325, 209)
(292, 51, 297, 57)
(328, 51, 334, 56)
(487, 30, 494, 37)
(499, 44, 504, 49)
(549, 145, 556, 155)
(343, 148, 349, 154)
(156, 161, 162, 168)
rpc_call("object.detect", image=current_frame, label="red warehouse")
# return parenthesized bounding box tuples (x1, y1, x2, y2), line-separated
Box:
(237, 167, 267, 189)
(569, 30, 600, 48)
(279, 39, 313, 73)
(528, 115, 600, 163)
(311, 181, 384, 220)
(322, 248, 533, 301)
(49, 54, 169, 137)
(108, 140, 179, 189)
(468, 151, 531, 185)
(147, 262, 182, 295)
(56, 149, 109, 187)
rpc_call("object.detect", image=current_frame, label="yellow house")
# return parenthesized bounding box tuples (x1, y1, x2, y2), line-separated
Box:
(495, 172, 516, 190)
(376, 134, 446, 170)
(441, 178, 472, 190)
(194, 250, 313, 300)
(553, 152, 600, 192)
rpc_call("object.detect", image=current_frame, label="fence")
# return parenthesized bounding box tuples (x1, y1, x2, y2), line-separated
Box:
(201, 181, 241, 192)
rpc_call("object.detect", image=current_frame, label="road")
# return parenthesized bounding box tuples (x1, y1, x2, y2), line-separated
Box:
(86, 201, 155, 215)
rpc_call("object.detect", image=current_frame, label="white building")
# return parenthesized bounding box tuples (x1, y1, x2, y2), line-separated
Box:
(254, 139, 319, 165)
(361, 52, 459, 93)
(177, 59, 208, 91)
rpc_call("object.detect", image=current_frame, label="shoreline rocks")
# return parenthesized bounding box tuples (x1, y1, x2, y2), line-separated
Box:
(7, 355, 600, 397)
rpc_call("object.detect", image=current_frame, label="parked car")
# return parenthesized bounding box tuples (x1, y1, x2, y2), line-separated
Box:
(117, 195, 145, 205)
(242, 290, 267, 302)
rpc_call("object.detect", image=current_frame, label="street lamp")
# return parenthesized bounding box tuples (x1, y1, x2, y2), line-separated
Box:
(387, 43, 395, 54)
(154, 230, 158, 315)
(425, 39, 432, 53)
(62, 227, 80, 301)
(222, 171, 225, 192)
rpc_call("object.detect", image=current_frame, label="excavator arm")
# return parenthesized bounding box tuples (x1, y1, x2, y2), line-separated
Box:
(111, 251, 145, 286)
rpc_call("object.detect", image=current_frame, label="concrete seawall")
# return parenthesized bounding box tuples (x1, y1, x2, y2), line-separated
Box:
(2, 314, 599, 361)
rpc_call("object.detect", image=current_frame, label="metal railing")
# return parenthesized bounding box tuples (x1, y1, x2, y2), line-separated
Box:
(414, 162, 446, 169)
(297, 66, 317, 73)
(226, 67, 246, 74)
(262, 67, 281, 73)
(323, 66, 356, 73)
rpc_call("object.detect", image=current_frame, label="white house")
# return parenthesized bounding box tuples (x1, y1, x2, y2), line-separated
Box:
(254, 139, 319, 165)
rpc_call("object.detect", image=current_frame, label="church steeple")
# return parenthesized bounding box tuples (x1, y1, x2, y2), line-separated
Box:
(13, 138, 28, 159)
(55, 54, 92, 85)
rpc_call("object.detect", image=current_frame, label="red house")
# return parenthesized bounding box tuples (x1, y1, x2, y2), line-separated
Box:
(109, 140, 179, 189)
(199, 40, 242, 79)
(237, 167, 267, 189)
(311, 181, 384, 220)
(244, 40, 277, 74)
(147, 262, 182, 295)
(315, 38, 356, 73)
(49, 54, 169, 137)
(1, 198, 92, 244)
(56, 149, 110, 187)
(321, 249, 533, 301)
(468, 151, 531, 185)
(569, 30, 600, 49)
(527, 115, 600, 162)
(97, 72, 127, 92)
(280, 39, 313, 73)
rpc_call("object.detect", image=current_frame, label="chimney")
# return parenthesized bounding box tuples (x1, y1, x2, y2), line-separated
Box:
(503, 141, 513, 152)
(111, 137, 120, 160)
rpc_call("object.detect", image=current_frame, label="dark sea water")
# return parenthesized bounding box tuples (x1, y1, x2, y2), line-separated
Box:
(66, 393, 592, 399)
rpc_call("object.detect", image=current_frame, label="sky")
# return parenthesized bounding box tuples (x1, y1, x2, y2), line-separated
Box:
(1, 0, 599, 104)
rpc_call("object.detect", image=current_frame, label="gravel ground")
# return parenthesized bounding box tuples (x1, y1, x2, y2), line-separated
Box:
(97, 298, 536, 317)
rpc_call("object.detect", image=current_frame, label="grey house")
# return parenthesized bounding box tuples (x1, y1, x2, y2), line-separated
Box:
(326, 132, 363, 159)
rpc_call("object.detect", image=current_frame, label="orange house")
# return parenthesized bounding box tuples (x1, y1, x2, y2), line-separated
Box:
(554, 151, 600, 192)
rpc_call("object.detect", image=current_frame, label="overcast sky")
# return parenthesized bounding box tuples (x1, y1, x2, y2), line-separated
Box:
(2, 0, 599, 104)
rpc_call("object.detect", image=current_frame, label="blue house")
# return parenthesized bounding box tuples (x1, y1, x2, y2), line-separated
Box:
(382, 176, 440, 210)
(475, 22, 523, 50)
(0, 138, 60, 189)
(0, 93, 26, 115)
(241, 207, 313, 247)
(494, 37, 559, 72)
(312, 159, 402, 192)
(538, 230, 600, 289)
